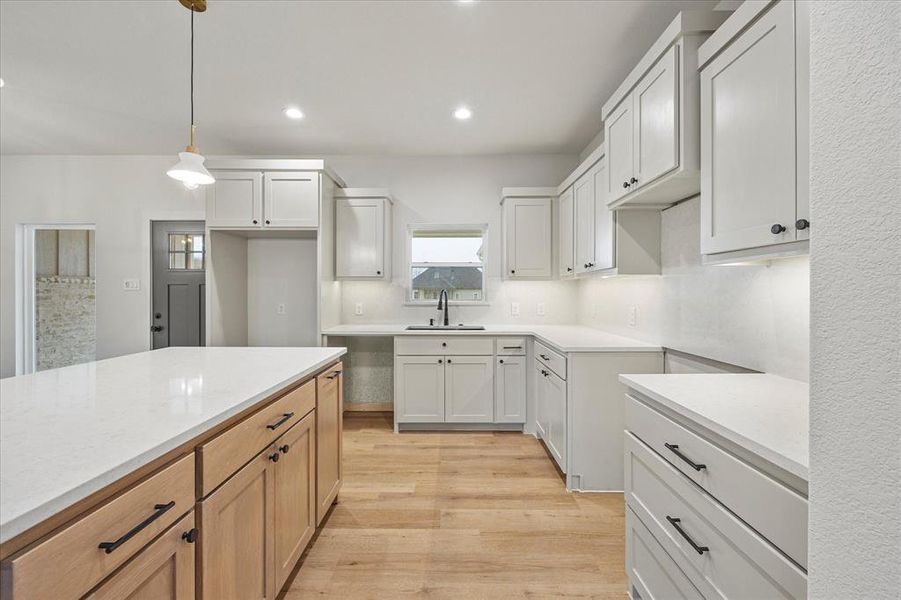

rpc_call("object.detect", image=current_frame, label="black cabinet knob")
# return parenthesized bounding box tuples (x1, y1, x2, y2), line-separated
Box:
(182, 528, 198, 544)
(253, 220, 258, 225)
(622, 182, 630, 189)
(265, 220, 271, 225)
(511, 269, 516, 274)
(269, 452, 280, 463)
(447, 359, 452, 364)
(441, 342, 447, 347)
(499, 359, 504, 364)
(771, 224, 786, 234)
(796, 219, 810, 230)
(567, 267, 573, 272)
(438, 359, 443, 364)
(630, 177, 638, 184)
(376, 270, 381, 275)
(279, 444, 290, 454)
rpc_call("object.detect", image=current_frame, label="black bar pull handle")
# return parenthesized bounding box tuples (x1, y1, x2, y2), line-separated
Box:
(664, 443, 706, 472)
(539, 354, 550, 360)
(666, 516, 709, 555)
(325, 370, 341, 380)
(98, 501, 176, 554)
(266, 412, 294, 430)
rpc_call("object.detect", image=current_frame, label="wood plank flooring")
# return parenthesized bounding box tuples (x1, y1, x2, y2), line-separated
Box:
(285, 413, 627, 599)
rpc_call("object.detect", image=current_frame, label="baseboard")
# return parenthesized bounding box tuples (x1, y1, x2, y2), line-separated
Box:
(344, 402, 393, 412)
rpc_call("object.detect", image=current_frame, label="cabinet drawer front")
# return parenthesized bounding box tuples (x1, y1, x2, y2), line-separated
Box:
(5, 454, 194, 600)
(626, 394, 808, 568)
(199, 379, 316, 496)
(627, 508, 702, 600)
(496, 337, 527, 355)
(534, 341, 567, 379)
(625, 433, 806, 599)
(394, 336, 493, 356)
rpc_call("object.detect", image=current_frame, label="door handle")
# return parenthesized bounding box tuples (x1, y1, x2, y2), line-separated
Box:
(150, 325, 164, 333)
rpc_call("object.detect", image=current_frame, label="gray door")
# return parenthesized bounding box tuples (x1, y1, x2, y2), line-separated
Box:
(152, 221, 206, 349)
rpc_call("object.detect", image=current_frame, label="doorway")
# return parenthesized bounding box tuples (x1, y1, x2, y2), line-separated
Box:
(151, 221, 206, 349)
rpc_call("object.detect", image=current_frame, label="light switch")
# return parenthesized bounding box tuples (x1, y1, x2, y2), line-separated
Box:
(537, 302, 546, 316)
(355, 302, 364, 316)
(628, 305, 638, 328)
(277, 303, 286, 315)
(511, 302, 520, 317)
(123, 279, 140, 291)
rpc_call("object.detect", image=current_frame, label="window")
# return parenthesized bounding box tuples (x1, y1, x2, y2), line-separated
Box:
(408, 226, 486, 303)
(168, 233, 205, 270)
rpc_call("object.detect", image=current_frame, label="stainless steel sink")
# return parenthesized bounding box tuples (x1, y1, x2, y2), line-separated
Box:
(405, 325, 486, 331)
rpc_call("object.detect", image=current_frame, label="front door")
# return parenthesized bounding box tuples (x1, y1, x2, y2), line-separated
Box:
(151, 221, 206, 349)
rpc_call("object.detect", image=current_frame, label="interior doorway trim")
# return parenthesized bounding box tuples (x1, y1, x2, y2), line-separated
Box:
(16, 222, 96, 376)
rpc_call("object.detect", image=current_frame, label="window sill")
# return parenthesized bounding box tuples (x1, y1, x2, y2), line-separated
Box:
(403, 301, 490, 307)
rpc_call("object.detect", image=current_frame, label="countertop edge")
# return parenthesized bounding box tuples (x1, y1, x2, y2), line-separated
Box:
(0, 349, 346, 544)
(618, 375, 809, 481)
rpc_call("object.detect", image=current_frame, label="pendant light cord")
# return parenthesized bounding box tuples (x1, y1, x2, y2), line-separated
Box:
(189, 4, 195, 149)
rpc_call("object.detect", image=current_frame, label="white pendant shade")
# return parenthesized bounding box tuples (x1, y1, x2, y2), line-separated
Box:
(167, 151, 215, 188)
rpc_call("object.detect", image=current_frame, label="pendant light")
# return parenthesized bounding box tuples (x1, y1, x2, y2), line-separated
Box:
(167, 0, 214, 190)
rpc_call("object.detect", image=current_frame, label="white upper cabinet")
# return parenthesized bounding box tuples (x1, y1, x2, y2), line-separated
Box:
(207, 166, 327, 229)
(574, 166, 597, 274)
(263, 172, 319, 228)
(602, 11, 727, 209)
(206, 171, 263, 227)
(558, 187, 574, 278)
(501, 191, 554, 279)
(592, 162, 615, 271)
(335, 189, 392, 280)
(699, 0, 809, 257)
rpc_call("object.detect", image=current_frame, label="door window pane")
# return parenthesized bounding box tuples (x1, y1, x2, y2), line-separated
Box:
(168, 233, 204, 270)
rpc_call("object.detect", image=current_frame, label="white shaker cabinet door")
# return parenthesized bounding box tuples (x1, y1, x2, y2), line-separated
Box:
(633, 44, 680, 189)
(592, 161, 615, 271)
(336, 198, 384, 278)
(505, 198, 552, 278)
(558, 187, 575, 278)
(495, 356, 526, 424)
(545, 370, 567, 473)
(395, 356, 445, 423)
(263, 172, 319, 228)
(534, 360, 549, 440)
(445, 356, 494, 423)
(605, 99, 635, 205)
(206, 171, 263, 227)
(700, 0, 797, 254)
(574, 168, 596, 275)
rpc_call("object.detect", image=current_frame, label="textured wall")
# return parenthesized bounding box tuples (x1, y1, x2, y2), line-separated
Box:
(577, 196, 810, 380)
(809, 1, 901, 597)
(35, 276, 96, 370)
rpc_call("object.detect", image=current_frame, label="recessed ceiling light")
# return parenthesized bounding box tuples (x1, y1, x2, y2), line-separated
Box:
(453, 106, 472, 120)
(458, 0, 476, 4)
(283, 106, 304, 120)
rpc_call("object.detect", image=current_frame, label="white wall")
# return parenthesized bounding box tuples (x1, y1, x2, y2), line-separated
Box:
(324, 154, 580, 326)
(808, 2, 900, 596)
(0, 156, 204, 377)
(577, 197, 810, 380)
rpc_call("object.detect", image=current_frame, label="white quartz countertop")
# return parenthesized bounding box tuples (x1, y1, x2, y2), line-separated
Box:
(322, 324, 661, 353)
(0, 346, 345, 544)
(619, 373, 809, 480)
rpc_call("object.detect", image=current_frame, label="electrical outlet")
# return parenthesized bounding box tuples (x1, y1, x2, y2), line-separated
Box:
(355, 302, 363, 316)
(537, 302, 546, 316)
(277, 303, 286, 315)
(511, 302, 520, 317)
(628, 305, 638, 328)
(123, 279, 140, 291)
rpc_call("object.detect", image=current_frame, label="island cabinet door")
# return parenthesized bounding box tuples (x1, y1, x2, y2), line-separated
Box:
(200, 448, 276, 600)
(395, 355, 446, 423)
(273, 413, 317, 592)
(444, 356, 494, 423)
(86, 512, 196, 600)
(316, 364, 344, 525)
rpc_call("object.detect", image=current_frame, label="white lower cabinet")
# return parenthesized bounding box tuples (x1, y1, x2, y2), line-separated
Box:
(535, 358, 567, 472)
(495, 356, 526, 423)
(626, 508, 702, 600)
(444, 356, 494, 423)
(395, 355, 445, 423)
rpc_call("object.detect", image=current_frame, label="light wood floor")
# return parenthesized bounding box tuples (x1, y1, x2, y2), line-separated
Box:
(284, 413, 628, 599)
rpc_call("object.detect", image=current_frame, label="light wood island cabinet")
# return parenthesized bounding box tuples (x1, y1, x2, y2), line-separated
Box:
(0, 359, 344, 600)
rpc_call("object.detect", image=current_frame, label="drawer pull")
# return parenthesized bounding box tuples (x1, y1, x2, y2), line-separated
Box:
(666, 516, 709, 555)
(539, 354, 550, 360)
(325, 370, 341, 380)
(266, 412, 295, 430)
(664, 443, 707, 472)
(98, 501, 176, 554)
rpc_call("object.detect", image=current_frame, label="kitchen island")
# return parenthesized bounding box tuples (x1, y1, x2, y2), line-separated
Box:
(0, 345, 346, 599)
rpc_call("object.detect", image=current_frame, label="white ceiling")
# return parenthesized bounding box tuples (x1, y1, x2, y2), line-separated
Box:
(0, 0, 718, 156)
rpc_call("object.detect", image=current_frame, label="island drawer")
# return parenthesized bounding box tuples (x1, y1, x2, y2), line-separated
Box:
(198, 378, 316, 496)
(2, 454, 194, 600)
(534, 340, 566, 379)
(626, 507, 702, 600)
(395, 336, 493, 356)
(625, 433, 807, 599)
(625, 394, 808, 568)
(496, 337, 527, 355)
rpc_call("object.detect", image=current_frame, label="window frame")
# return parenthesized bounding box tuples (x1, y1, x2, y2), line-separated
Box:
(166, 232, 205, 271)
(405, 223, 489, 306)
